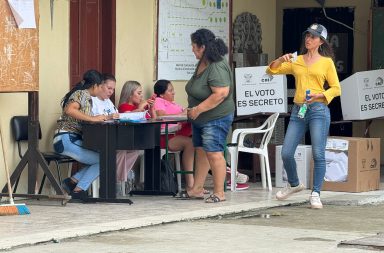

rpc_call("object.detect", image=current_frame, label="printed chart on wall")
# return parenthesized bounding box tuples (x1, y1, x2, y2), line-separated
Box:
(0, 0, 39, 92)
(158, 0, 231, 80)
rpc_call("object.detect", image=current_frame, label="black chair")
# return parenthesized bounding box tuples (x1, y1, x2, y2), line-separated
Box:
(11, 116, 75, 194)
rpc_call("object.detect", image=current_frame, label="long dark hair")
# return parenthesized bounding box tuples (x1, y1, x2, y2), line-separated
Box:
(153, 79, 170, 97)
(191, 28, 228, 63)
(61, 69, 103, 109)
(299, 34, 335, 60)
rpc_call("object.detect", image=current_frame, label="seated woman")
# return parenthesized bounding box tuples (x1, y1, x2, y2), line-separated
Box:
(91, 73, 119, 119)
(54, 69, 107, 200)
(92, 74, 140, 195)
(118, 80, 156, 118)
(153, 79, 196, 190)
(117, 81, 157, 190)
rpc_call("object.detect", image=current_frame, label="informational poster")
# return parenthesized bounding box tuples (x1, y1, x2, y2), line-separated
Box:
(235, 66, 287, 116)
(8, 0, 36, 28)
(158, 0, 231, 80)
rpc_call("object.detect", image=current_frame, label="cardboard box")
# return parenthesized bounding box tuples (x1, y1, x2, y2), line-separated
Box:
(310, 137, 381, 192)
(275, 145, 312, 188)
(340, 69, 384, 120)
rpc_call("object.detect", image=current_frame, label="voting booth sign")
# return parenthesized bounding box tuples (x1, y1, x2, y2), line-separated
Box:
(235, 66, 287, 116)
(340, 69, 384, 120)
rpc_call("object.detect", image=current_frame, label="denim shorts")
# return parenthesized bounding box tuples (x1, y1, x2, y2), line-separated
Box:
(192, 113, 234, 152)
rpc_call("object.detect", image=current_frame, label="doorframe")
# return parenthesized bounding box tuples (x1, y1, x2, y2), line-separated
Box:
(69, 0, 116, 89)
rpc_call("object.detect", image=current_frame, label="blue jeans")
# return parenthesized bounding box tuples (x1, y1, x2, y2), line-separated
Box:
(53, 133, 99, 191)
(192, 113, 234, 152)
(281, 102, 330, 194)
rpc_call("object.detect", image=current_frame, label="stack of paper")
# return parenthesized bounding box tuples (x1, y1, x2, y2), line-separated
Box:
(119, 112, 147, 121)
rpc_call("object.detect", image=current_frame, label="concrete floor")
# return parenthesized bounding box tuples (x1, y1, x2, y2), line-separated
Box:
(1, 178, 384, 252)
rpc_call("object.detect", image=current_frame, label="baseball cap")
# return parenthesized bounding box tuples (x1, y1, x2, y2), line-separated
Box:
(304, 23, 327, 40)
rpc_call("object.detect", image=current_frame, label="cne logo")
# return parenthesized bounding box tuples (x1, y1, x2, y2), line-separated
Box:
(370, 158, 377, 168)
(260, 74, 274, 83)
(243, 73, 252, 83)
(375, 77, 383, 87)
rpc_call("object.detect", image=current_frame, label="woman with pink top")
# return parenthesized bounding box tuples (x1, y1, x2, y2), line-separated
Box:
(153, 79, 197, 191)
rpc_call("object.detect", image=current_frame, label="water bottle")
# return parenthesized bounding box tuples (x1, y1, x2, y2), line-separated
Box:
(298, 89, 310, 119)
(127, 170, 135, 193)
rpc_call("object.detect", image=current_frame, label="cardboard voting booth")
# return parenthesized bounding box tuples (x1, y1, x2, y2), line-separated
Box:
(310, 137, 380, 192)
(275, 145, 312, 188)
(340, 69, 384, 120)
(235, 66, 287, 116)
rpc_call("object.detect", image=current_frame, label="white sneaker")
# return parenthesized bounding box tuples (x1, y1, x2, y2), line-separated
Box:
(276, 183, 305, 200)
(310, 191, 323, 209)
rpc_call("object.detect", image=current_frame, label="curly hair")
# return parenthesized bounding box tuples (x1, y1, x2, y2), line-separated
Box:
(191, 28, 228, 62)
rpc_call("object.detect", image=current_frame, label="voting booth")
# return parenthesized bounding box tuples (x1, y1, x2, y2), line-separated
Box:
(340, 69, 384, 120)
(310, 137, 380, 192)
(275, 145, 312, 188)
(235, 66, 288, 115)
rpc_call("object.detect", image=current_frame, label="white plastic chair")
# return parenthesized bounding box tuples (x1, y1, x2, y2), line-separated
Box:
(227, 113, 279, 191)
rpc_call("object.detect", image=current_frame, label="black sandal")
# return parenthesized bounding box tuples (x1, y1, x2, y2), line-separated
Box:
(205, 194, 225, 203)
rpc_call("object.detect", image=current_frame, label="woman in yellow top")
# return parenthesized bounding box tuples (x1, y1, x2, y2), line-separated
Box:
(267, 24, 341, 209)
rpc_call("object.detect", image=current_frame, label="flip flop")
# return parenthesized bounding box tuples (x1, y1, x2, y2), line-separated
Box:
(205, 194, 225, 203)
(176, 191, 204, 200)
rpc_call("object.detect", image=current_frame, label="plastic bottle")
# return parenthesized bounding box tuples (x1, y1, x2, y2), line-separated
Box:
(298, 89, 310, 119)
(297, 103, 307, 119)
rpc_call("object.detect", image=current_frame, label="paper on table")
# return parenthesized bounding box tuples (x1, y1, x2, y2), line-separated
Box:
(157, 114, 187, 121)
(119, 111, 147, 121)
(8, 0, 36, 28)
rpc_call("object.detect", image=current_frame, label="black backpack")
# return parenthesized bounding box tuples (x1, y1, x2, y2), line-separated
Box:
(160, 157, 178, 195)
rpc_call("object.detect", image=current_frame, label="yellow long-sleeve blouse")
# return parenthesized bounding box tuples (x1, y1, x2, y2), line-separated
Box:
(266, 55, 341, 105)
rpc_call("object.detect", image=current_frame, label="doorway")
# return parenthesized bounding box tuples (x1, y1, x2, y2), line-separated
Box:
(69, 0, 116, 94)
(282, 7, 354, 138)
